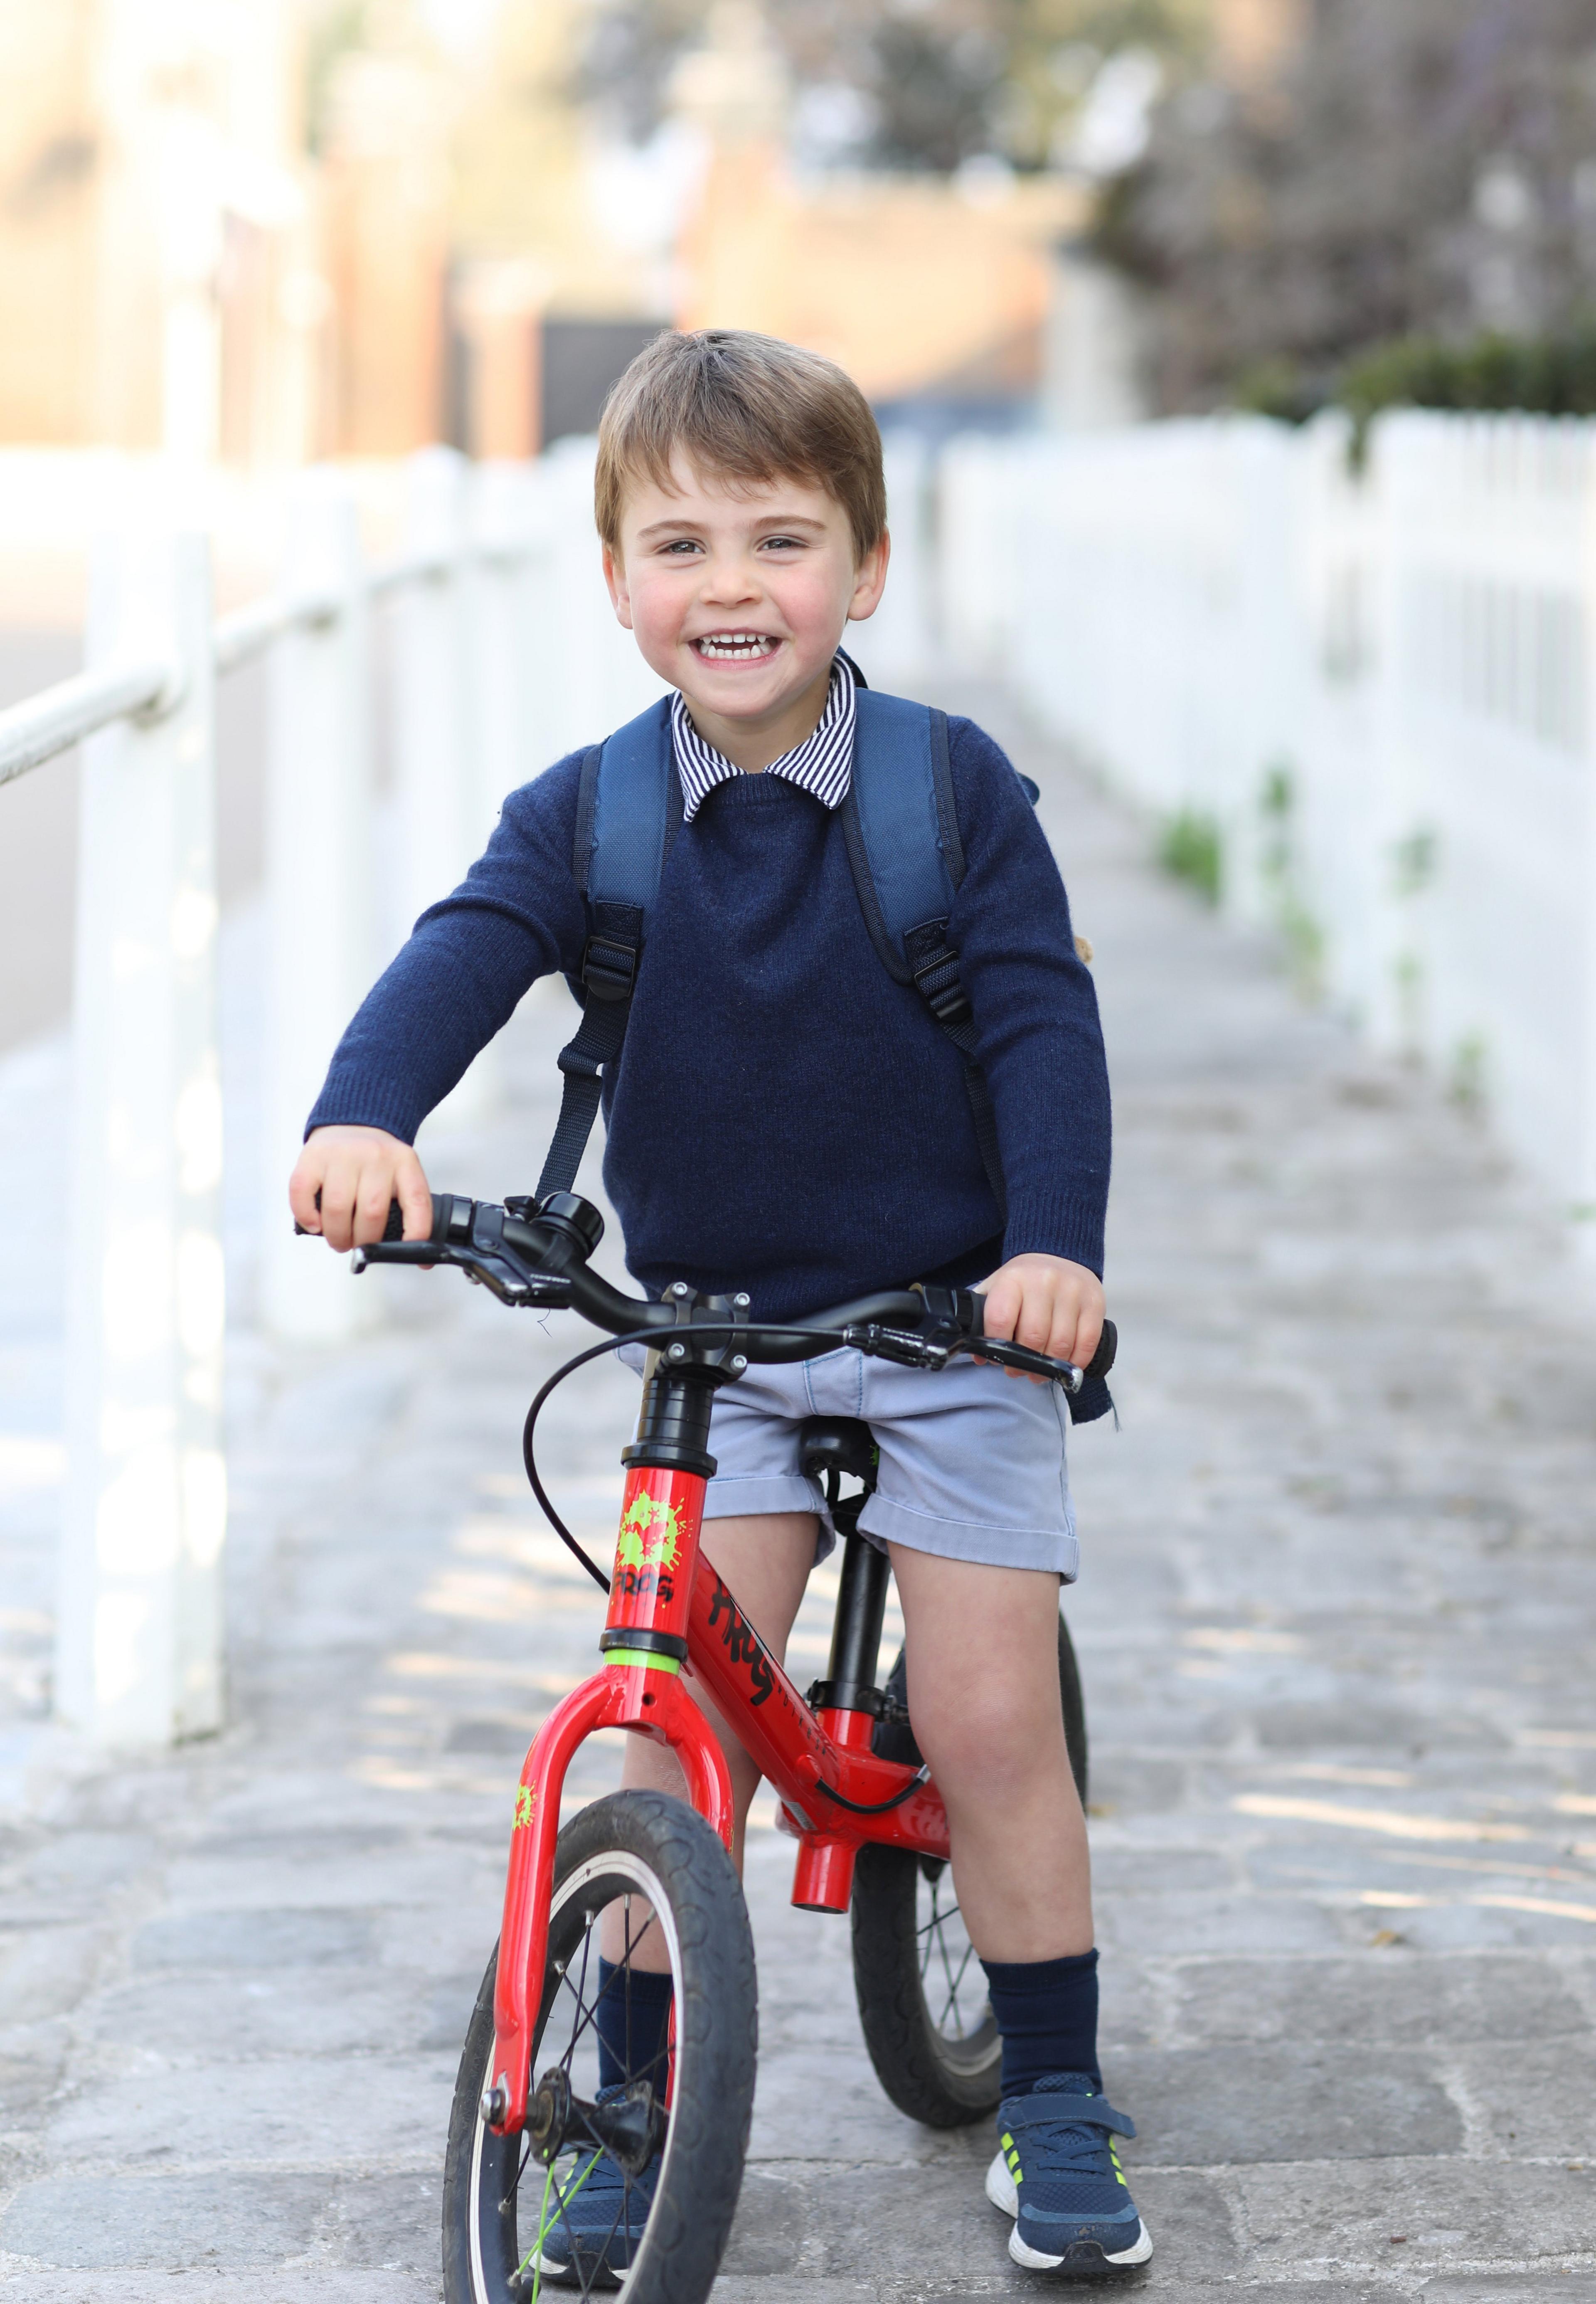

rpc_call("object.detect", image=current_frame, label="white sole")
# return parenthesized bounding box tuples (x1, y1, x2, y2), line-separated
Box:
(1010, 2220, 1154, 2269)
(985, 2145, 1153, 2269)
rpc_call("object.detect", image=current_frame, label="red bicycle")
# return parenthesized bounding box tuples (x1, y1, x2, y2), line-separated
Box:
(349, 1189, 1101, 2304)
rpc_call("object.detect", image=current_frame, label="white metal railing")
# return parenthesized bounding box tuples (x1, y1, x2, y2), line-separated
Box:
(938, 409, 1596, 1222)
(0, 439, 670, 1749)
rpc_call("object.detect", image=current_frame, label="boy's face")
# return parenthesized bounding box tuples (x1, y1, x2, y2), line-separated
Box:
(603, 455, 889, 761)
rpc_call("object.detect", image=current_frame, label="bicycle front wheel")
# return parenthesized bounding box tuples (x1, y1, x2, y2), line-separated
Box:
(442, 1790, 757, 2304)
(850, 1610, 1088, 2127)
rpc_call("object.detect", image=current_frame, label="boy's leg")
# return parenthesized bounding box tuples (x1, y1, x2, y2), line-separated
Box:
(599, 1509, 815, 1969)
(889, 1543, 1150, 2270)
(887, 1545, 1090, 1960)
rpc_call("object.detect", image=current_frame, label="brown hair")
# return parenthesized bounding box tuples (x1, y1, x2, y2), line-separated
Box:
(594, 329, 887, 562)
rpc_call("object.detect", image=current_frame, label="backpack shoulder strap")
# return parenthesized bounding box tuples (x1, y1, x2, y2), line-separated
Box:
(842, 690, 1010, 1216)
(842, 691, 963, 977)
(537, 697, 676, 1199)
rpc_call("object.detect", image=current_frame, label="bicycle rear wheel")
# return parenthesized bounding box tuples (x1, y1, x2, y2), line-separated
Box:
(442, 1790, 757, 2304)
(850, 1611, 1087, 2127)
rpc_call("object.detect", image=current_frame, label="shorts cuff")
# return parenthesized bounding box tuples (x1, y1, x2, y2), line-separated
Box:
(702, 1472, 829, 1525)
(859, 1494, 1079, 1580)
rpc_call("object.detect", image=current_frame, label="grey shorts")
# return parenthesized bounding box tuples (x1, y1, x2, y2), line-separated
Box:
(656, 1346, 1078, 1579)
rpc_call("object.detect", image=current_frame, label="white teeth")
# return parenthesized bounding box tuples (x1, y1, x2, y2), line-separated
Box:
(695, 632, 778, 660)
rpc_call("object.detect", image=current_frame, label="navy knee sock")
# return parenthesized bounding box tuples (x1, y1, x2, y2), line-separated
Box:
(594, 1956, 675, 2094)
(980, 1947, 1101, 2098)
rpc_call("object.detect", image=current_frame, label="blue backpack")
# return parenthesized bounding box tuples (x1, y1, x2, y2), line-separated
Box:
(535, 664, 1040, 1213)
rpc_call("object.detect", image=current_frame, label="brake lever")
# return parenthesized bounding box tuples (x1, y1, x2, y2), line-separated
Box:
(963, 1335, 1085, 1392)
(350, 1238, 571, 1309)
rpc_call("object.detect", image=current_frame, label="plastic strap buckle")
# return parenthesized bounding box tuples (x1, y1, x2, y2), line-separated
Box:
(582, 933, 638, 1002)
(909, 942, 972, 1030)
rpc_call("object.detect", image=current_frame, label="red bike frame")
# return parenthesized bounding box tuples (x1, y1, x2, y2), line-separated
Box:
(485, 1456, 948, 2133)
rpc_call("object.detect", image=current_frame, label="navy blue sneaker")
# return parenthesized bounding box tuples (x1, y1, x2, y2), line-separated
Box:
(985, 2073, 1152, 2271)
(532, 2085, 663, 2285)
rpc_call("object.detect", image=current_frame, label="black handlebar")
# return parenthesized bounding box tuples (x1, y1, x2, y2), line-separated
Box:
(306, 1190, 1116, 1392)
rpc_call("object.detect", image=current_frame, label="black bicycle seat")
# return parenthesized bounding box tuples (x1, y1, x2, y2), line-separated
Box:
(798, 1417, 878, 1491)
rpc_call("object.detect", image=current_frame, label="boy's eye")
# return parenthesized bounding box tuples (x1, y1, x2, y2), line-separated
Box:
(760, 534, 805, 551)
(659, 538, 703, 556)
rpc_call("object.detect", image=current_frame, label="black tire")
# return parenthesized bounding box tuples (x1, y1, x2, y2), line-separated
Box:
(851, 1610, 1088, 2128)
(442, 1790, 757, 2304)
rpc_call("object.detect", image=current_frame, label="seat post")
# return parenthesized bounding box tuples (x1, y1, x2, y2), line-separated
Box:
(817, 1523, 891, 1715)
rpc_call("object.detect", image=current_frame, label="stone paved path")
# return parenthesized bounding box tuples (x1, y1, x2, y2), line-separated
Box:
(2, 685, 1595, 2300)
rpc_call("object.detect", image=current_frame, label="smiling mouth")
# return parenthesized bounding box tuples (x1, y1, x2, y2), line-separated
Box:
(691, 631, 781, 661)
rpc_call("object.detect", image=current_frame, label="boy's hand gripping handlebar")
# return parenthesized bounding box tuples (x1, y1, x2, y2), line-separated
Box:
(318, 1188, 1118, 1391)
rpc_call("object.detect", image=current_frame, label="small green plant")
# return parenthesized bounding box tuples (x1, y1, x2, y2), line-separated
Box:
(1393, 949, 1424, 1059)
(1450, 1031, 1489, 1114)
(1158, 809, 1222, 904)
(1259, 763, 1293, 820)
(1278, 896, 1323, 997)
(1254, 761, 1322, 995)
(1392, 827, 1438, 900)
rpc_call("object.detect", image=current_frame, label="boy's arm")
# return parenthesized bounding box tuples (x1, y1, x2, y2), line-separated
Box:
(293, 751, 589, 1246)
(943, 720, 1112, 1374)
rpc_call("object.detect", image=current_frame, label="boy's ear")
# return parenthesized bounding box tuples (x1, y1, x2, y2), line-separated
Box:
(846, 529, 891, 624)
(602, 541, 634, 629)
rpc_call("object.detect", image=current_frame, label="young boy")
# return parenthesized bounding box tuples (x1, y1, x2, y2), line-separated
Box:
(289, 329, 1148, 2275)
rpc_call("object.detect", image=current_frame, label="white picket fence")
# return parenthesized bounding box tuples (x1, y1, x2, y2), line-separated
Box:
(940, 410, 1596, 1216)
(0, 431, 939, 1751)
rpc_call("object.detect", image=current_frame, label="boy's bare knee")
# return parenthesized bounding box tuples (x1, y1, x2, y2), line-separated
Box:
(908, 1677, 1064, 1793)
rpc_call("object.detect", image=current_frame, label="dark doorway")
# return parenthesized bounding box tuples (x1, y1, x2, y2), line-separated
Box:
(541, 319, 666, 446)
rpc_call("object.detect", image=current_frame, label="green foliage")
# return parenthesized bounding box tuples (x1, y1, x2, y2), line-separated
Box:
(1158, 808, 1221, 903)
(1339, 326, 1596, 461)
(1232, 360, 1328, 428)
(1219, 325, 1596, 459)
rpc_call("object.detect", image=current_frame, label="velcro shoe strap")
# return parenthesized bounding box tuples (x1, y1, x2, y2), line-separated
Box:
(1006, 2093, 1136, 2141)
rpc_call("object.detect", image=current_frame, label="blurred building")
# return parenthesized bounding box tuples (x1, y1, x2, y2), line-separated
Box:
(0, 0, 322, 463)
(0, 0, 1247, 468)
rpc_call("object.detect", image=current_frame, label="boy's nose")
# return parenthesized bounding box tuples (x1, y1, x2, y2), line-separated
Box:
(699, 555, 762, 606)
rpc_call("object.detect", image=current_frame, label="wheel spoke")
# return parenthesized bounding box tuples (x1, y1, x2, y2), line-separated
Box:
(914, 1875, 987, 2042)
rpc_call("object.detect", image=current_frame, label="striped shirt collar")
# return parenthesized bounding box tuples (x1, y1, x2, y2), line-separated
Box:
(669, 652, 856, 824)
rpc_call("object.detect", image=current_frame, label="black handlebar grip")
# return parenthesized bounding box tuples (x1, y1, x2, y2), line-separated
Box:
(964, 1293, 1117, 1383)
(295, 1192, 417, 1241)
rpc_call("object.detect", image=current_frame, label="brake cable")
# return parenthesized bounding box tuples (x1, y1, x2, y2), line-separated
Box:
(521, 1316, 881, 1593)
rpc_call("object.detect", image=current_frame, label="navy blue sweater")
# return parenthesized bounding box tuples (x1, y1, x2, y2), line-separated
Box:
(308, 711, 1111, 1324)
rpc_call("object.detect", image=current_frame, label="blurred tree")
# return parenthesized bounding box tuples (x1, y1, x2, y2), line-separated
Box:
(1097, 0, 1596, 410)
(576, 0, 1202, 175)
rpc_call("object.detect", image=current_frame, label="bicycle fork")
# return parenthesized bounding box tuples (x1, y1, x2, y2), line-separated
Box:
(485, 1364, 734, 2135)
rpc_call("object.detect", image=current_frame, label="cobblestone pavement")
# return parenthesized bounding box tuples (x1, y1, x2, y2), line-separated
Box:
(2, 685, 1595, 2301)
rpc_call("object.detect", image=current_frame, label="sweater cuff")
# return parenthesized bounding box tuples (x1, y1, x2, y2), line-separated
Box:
(1001, 1191, 1106, 1280)
(303, 1092, 422, 1146)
